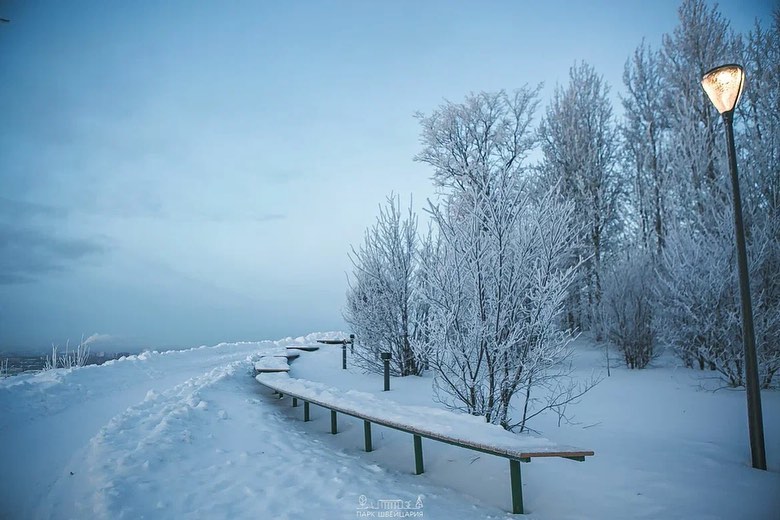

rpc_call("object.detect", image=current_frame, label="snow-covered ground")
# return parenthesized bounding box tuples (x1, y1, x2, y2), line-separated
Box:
(1, 333, 778, 519)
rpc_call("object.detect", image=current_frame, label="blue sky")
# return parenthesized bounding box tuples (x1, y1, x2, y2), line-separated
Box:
(0, 0, 774, 352)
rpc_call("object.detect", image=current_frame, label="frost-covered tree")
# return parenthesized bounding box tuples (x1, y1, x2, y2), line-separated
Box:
(415, 87, 597, 431)
(651, 4, 780, 388)
(621, 41, 669, 256)
(344, 195, 427, 376)
(749, 211, 780, 388)
(661, 0, 733, 227)
(602, 250, 657, 369)
(415, 87, 541, 197)
(738, 11, 780, 216)
(537, 62, 622, 334)
(657, 212, 779, 388)
(734, 11, 780, 388)
(422, 185, 593, 431)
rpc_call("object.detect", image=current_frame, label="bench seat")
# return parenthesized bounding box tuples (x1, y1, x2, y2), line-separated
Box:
(256, 372, 594, 513)
(286, 345, 319, 352)
(254, 357, 290, 373)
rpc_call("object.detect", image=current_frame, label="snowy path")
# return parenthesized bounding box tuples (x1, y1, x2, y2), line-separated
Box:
(0, 341, 277, 518)
(0, 337, 506, 519)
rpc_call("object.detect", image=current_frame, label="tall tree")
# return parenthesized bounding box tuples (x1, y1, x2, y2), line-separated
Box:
(421, 183, 590, 431)
(736, 10, 780, 387)
(655, 4, 780, 387)
(621, 41, 668, 256)
(661, 0, 733, 226)
(738, 11, 780, 215)
(537, 62, 622, 334)
(415, 88, 596, 430)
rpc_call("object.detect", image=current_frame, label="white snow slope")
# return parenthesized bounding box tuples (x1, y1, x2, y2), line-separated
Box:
(1, 333, 778, 519)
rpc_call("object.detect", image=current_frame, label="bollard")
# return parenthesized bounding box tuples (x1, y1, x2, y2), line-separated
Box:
(342, 341, 347, 370)
(381, 352, 391, 391)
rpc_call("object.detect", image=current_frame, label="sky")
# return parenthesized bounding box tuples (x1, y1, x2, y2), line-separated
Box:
(0, 0, 775, 353)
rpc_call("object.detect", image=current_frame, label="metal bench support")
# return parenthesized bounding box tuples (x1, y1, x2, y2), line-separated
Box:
(292, 397, 298, 408)
(331, 410, 338, 434)
(364, 421, 373, 452)
(413, 435, 424, 475)
(304, 401, 310, 422)
(510, 459, 524, 514)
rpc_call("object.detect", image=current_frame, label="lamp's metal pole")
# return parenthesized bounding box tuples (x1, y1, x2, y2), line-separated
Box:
(723, 110, 767, 471)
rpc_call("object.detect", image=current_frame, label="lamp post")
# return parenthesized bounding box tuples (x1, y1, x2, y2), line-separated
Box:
(701, 63, 766, 471)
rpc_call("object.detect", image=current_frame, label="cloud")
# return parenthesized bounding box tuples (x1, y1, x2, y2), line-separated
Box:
(0, 197, 68, 220)
(0, 222, 108, 285)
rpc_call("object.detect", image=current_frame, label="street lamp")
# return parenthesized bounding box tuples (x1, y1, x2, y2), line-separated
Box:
(701, 63, 766, 471)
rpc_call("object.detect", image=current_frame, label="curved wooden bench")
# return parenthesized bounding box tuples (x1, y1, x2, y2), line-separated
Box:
(256, 372, 594, 514)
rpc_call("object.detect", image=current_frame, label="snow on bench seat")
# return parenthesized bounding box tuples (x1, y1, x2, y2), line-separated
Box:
(254, 357, 290, 373)
(286, 345, 319, 352)
(256, 348, 300, 361)
(255, 372, 592, 460)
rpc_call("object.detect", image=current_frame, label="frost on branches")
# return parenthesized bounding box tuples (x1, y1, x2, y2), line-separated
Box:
(415, 87, 598, 432)
(658, 212, 780, 389)
(344, 195, 428, 376)
(602, 251, 657, 369)
(422, 187, 597, 431)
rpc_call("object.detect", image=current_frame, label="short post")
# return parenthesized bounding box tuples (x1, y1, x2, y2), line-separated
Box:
(292, 397, 298, 408)
(331, 410, 338, 434)
(413, 435, 424, 475)
(350, 333, 355, 354)
(364, 420, 372, 452)
(510, 459, 524, 514)
(342, 342, 347, 370)
(381, 352, 391, 391)
(304, 401, 310, 422)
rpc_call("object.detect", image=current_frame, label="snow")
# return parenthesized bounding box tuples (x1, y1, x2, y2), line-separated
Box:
(256, 372, 572, 457)
(254, 356, 290, 372)
(1, 333, 778, 519)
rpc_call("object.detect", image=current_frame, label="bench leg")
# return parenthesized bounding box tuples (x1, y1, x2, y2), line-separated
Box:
(292, 397, 298, 408)
(304, 401, 310, 422)
(510, 459, 524, 514)
(413, 435, 424, 475)
(331, 410, 338, 434)
(364, 421, 372, 452)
